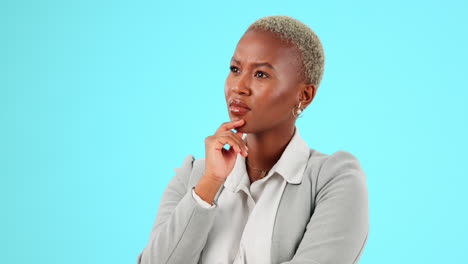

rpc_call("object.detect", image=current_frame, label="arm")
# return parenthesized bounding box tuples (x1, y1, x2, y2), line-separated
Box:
(281, 150, 369, 264)
(137, 154, 219, 264)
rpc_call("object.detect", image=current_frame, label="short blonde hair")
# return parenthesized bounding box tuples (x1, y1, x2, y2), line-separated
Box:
(247, 15, 325, 89)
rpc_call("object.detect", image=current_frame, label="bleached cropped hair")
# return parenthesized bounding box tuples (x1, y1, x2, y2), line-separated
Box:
(247, 15, 325, 89)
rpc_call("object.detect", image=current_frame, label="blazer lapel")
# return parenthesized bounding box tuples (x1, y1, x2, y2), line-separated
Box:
(271, 182, 299, 263)
(270, 176, 313, 263)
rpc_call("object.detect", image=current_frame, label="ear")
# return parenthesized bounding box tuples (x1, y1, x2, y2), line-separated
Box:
(299, 83, 317, 109)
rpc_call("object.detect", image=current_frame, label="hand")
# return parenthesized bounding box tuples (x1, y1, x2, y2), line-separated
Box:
(204, 119, 249, 183)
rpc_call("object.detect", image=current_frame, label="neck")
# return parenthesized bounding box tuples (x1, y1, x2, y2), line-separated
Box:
(245, 123, 296, 183)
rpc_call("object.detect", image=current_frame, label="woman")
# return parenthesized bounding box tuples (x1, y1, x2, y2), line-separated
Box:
(137, 15, 369, 264)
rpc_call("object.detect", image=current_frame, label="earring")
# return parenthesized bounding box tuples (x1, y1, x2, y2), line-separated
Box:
(292, 101, 304, 118)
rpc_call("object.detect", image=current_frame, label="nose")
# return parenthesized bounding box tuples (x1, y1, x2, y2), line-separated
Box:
(231, 73, 251, 96)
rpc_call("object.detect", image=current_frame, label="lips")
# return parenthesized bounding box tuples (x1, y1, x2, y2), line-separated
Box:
(228, 98, 251, 115)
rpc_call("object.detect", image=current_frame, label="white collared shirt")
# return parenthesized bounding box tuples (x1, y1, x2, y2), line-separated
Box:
(191, 125, 310, 264)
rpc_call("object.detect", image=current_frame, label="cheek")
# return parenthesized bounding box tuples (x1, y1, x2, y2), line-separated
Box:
(267, 87, 297, 114)
(274, 96, 293, 114)
(256, 92, 292, 117)
(224, 76, 232, 98)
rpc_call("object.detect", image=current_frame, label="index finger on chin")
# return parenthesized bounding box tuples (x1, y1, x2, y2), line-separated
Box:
(215, 119, 244, 134)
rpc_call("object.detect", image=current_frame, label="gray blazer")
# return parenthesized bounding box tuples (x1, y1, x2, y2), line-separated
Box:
(137, 149, 369, 264)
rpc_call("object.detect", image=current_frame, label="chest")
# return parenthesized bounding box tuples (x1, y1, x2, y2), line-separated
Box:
(201, 174, 287, 264)
(271, 180, 315, 262)
(188, 162, 317, 263)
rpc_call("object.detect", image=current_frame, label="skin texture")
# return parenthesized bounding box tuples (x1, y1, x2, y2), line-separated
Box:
(195, 28, 317, 204)
(225, 28, 317, 183)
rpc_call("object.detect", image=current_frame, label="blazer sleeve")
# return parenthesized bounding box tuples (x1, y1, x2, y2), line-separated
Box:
(281, 150, 369, 264)
(137, 154, 219, 264)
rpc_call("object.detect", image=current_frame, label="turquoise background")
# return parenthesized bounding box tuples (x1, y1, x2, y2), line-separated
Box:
(2, 0, 467, 263)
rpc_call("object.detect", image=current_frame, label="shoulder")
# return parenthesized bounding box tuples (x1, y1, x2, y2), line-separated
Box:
(174, 154, 196, 174)
(306, 148, 364, 174)
(320, 150, 364, 173)
(174, 154, 206, 190)
(308, 149, 366, 189)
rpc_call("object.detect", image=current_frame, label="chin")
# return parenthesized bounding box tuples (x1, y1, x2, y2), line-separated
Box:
(235, 126, 248, 133)
(228, 117, 248, 133)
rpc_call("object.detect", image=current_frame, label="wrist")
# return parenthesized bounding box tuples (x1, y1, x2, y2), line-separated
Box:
(202, 173, 225, 185)
(194, 174, 224, 205)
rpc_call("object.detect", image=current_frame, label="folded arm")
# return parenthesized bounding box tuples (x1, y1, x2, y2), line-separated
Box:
(281, 150, 369, 264)
(137, 154, 218, 264)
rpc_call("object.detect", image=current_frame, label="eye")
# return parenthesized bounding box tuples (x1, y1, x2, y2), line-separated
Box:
(230, 65, 239, 73)
(254, 71, 268, 78)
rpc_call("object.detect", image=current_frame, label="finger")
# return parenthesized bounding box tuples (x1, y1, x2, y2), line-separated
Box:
(215, 119, 245, 134)
(215, 134, 248, 156)
(224, 132, 248, 156)
(213, 136, 242, 154)
(234, 130, 244, 140)
(235, 131, 248, 152)
(219, 131, 248, 150)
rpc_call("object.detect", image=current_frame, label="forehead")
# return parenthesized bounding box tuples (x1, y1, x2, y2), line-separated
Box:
(233, 29, 302, 68)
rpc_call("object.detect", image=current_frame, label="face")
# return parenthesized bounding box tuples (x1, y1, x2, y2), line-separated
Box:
(225, 28, 307, 133)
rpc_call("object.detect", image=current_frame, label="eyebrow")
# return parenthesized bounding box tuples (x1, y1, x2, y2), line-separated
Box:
(231, 57, 276, 71)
